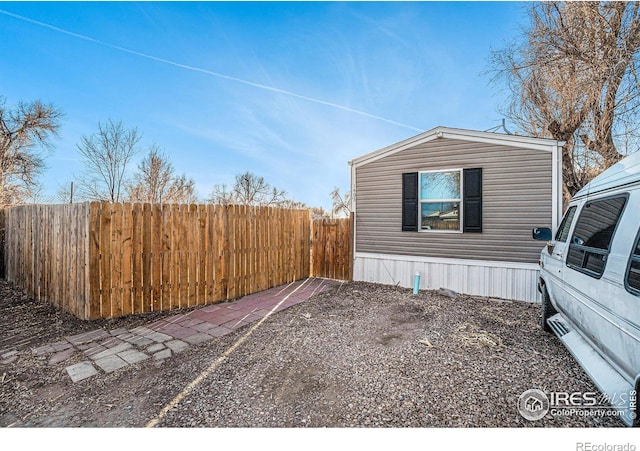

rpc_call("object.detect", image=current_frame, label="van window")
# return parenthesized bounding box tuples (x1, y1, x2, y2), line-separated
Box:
(566, 195, 627, 278)
(555, 206, 577, 242)
(626, 231, 640, 295)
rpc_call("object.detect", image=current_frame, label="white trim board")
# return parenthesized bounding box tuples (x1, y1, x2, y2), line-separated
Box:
(354, 252, 540, 271)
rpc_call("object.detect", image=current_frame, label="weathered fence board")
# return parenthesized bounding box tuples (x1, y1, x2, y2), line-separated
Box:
(4, 203, 91, 319)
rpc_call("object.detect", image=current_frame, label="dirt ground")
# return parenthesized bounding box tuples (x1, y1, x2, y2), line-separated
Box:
(0, 279, 625, 428)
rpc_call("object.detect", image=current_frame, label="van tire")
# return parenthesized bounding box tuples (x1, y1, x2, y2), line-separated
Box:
(541, 285, 556, 334)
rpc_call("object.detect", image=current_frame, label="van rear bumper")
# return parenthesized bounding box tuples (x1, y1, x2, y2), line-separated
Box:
(547, 314, 637, 426)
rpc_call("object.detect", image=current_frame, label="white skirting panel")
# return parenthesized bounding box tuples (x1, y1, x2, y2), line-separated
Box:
(353, 252, 541, 302)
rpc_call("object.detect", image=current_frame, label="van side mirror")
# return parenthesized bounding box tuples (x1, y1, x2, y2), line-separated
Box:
(532, 227, 552, 241)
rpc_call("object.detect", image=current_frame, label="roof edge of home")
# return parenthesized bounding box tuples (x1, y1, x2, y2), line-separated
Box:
(349, 125, 565, 168)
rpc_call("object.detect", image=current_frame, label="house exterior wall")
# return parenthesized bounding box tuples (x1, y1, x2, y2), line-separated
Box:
(354, 137, 553, 264)
(353, 253, 541, 302)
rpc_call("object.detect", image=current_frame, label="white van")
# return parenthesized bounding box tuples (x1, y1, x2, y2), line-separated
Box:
(533, 150, 640, 426)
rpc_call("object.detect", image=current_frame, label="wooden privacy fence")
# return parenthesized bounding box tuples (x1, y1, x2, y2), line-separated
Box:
(5, 203, 91, 318)
(4, 202, 311, 320)
(310, 215, 353, 281)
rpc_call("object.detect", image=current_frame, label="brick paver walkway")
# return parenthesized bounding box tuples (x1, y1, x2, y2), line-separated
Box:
(14, 278, 337, 382)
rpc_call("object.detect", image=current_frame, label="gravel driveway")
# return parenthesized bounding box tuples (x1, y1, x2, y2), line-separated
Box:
(0, 279, 624, 427)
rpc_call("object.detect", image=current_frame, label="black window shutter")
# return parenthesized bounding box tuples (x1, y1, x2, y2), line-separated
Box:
(463, 168, 482, 233)
(402, 172, 418, 231)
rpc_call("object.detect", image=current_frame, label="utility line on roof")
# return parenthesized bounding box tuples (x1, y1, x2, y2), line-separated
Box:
(0, 9, 424, 133)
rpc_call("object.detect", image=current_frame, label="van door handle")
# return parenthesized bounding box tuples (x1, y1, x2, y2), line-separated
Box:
(556, 252, 563, 258)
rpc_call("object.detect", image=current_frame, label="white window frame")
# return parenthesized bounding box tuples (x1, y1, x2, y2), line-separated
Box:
(418, 168, 463, 233)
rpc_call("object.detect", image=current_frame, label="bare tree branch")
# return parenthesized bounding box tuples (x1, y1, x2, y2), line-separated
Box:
(207, 171, 293, 207)
(73, 119, 142, 202)
(487, 1, 640, 197)
(330, 187, 351, 218)
(0, 96, 63, 205)
(126, 146, 198, 204)
(310, 206, 331, 219)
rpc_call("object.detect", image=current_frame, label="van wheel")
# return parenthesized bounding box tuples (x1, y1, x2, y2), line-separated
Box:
(541, 285, 557, 334)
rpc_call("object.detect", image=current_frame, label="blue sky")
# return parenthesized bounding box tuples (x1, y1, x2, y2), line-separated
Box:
(0, 1, 527, 209)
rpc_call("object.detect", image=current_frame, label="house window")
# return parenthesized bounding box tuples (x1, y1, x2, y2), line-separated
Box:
(566, 195, 627, 279)
(402, 168, 482, 233)
(419, 170, 461, 231)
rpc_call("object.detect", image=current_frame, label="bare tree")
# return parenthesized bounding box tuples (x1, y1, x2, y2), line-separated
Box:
(56, 181, 79, 203)
(73, 119, 142, 202)
(208, 183, 235, 206)
(278, 199, 307, 210)
(0, 97, 63, 205)
(126, 146, 198, 204)
(208, 171, 288, 207)
(310, 206, 331, 219)
(488, 2, 640, 196)
(26, 182, 45, 204)
(330, 187, 351, 218)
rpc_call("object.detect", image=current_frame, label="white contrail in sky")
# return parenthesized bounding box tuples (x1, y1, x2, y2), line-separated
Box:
(0, 9, 424, 133)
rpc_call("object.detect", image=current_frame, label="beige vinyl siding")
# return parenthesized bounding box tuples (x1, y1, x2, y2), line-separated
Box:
(355, 138, 552, 263)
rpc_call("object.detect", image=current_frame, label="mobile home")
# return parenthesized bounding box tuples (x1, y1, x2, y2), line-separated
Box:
(349, 126, 564, 302)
